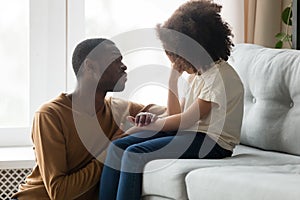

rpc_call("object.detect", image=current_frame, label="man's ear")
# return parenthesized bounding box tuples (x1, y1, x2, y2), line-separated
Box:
(84, 58, 103, 81)
(83, 58, 94, 73)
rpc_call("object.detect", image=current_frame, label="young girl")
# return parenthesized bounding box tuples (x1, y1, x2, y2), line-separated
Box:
(99, 1, 244, 200)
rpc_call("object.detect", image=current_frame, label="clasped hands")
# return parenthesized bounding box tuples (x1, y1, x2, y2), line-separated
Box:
(112, 112, 162, 140)
(128, 112, 158, 127)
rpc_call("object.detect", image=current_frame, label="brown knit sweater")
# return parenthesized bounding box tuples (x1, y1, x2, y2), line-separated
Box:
(12, 93, 165, 200)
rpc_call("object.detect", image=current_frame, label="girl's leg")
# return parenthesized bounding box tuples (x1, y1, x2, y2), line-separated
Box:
(116, 132, 232, 200)
(116, 134, 175, 200)
(99, 131, 174, 200)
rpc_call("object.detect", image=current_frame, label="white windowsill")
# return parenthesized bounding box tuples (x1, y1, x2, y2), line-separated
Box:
(0, 146, 35, 169)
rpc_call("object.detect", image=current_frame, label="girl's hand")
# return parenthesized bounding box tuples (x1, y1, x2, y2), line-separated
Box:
(171, 57, 197, 76)
(171, 58, 185, 76)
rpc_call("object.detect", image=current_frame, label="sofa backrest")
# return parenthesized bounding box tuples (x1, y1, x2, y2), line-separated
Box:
(228, 43, 300, 156)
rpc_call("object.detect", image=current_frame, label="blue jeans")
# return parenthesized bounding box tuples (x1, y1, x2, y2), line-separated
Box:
(99, 131, 232, 200)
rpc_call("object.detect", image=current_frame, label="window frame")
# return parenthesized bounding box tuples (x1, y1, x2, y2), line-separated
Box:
(0, 0, 68, 147)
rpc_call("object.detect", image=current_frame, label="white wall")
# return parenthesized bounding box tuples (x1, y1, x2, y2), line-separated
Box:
(214, 0, 245, 44)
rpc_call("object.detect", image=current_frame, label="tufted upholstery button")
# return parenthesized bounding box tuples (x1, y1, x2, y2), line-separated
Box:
(290, 102, 294, 108)
(252, 98, 256, 103)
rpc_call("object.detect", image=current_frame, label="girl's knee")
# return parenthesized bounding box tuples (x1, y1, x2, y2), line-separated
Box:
(125, 144, 145, 154)
(110, 138, 128, 149)
(121, 147, 145, 173)
(106, 140, 128, 160)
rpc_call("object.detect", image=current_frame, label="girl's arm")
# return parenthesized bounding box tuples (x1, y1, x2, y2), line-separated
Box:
(162, 98, 212, 131)
(167, 58, 188, 115)
(167, 69, 182, 115)
(125, 98, 212, 135)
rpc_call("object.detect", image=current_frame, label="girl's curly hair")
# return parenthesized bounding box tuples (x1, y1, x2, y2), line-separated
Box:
(157, 0, 234, 64)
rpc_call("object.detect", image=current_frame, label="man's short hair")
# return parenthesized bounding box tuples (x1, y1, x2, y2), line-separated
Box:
(72, 38, 115, 77)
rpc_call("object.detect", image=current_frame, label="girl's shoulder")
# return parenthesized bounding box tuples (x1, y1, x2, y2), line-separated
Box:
(188, 74, 196, 83)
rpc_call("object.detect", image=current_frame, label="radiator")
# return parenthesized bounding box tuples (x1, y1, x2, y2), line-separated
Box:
(0, 168, 32, 200)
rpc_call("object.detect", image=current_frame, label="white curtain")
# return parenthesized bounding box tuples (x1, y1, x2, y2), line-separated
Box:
(215, 0, 292, 48)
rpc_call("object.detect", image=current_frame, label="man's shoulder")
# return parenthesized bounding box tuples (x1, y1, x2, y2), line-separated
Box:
(37, 93, 70, 115)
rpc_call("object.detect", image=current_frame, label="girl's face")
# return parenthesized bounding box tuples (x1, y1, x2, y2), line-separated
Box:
(166, 51, 197, 74)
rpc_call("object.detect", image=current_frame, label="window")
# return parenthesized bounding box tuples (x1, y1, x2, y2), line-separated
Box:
(0, 0, 67, 147)
(0, 0, 29, 128)
(0, 0, 30, 147)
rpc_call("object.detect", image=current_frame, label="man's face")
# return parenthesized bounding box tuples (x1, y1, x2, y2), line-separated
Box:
(93, 43, 127, 92)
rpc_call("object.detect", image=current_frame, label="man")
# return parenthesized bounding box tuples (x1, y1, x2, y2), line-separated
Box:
(12, 38, 165, 200)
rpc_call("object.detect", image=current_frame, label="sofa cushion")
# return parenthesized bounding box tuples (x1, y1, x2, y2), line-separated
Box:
(185, 165, 300, 200)
(142, 145, 300, 200)
(228, 43, 300, 155)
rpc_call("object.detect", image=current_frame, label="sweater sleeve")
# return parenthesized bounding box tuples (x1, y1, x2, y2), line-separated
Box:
(32, 112, 102, 200)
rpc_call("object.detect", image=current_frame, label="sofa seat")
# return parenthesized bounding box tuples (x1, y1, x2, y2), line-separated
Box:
(142, 145, 300, 200)
(185, 164, 300, 200)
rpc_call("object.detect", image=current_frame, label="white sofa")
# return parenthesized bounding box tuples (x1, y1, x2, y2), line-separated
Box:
(141, 43, 300, 200)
